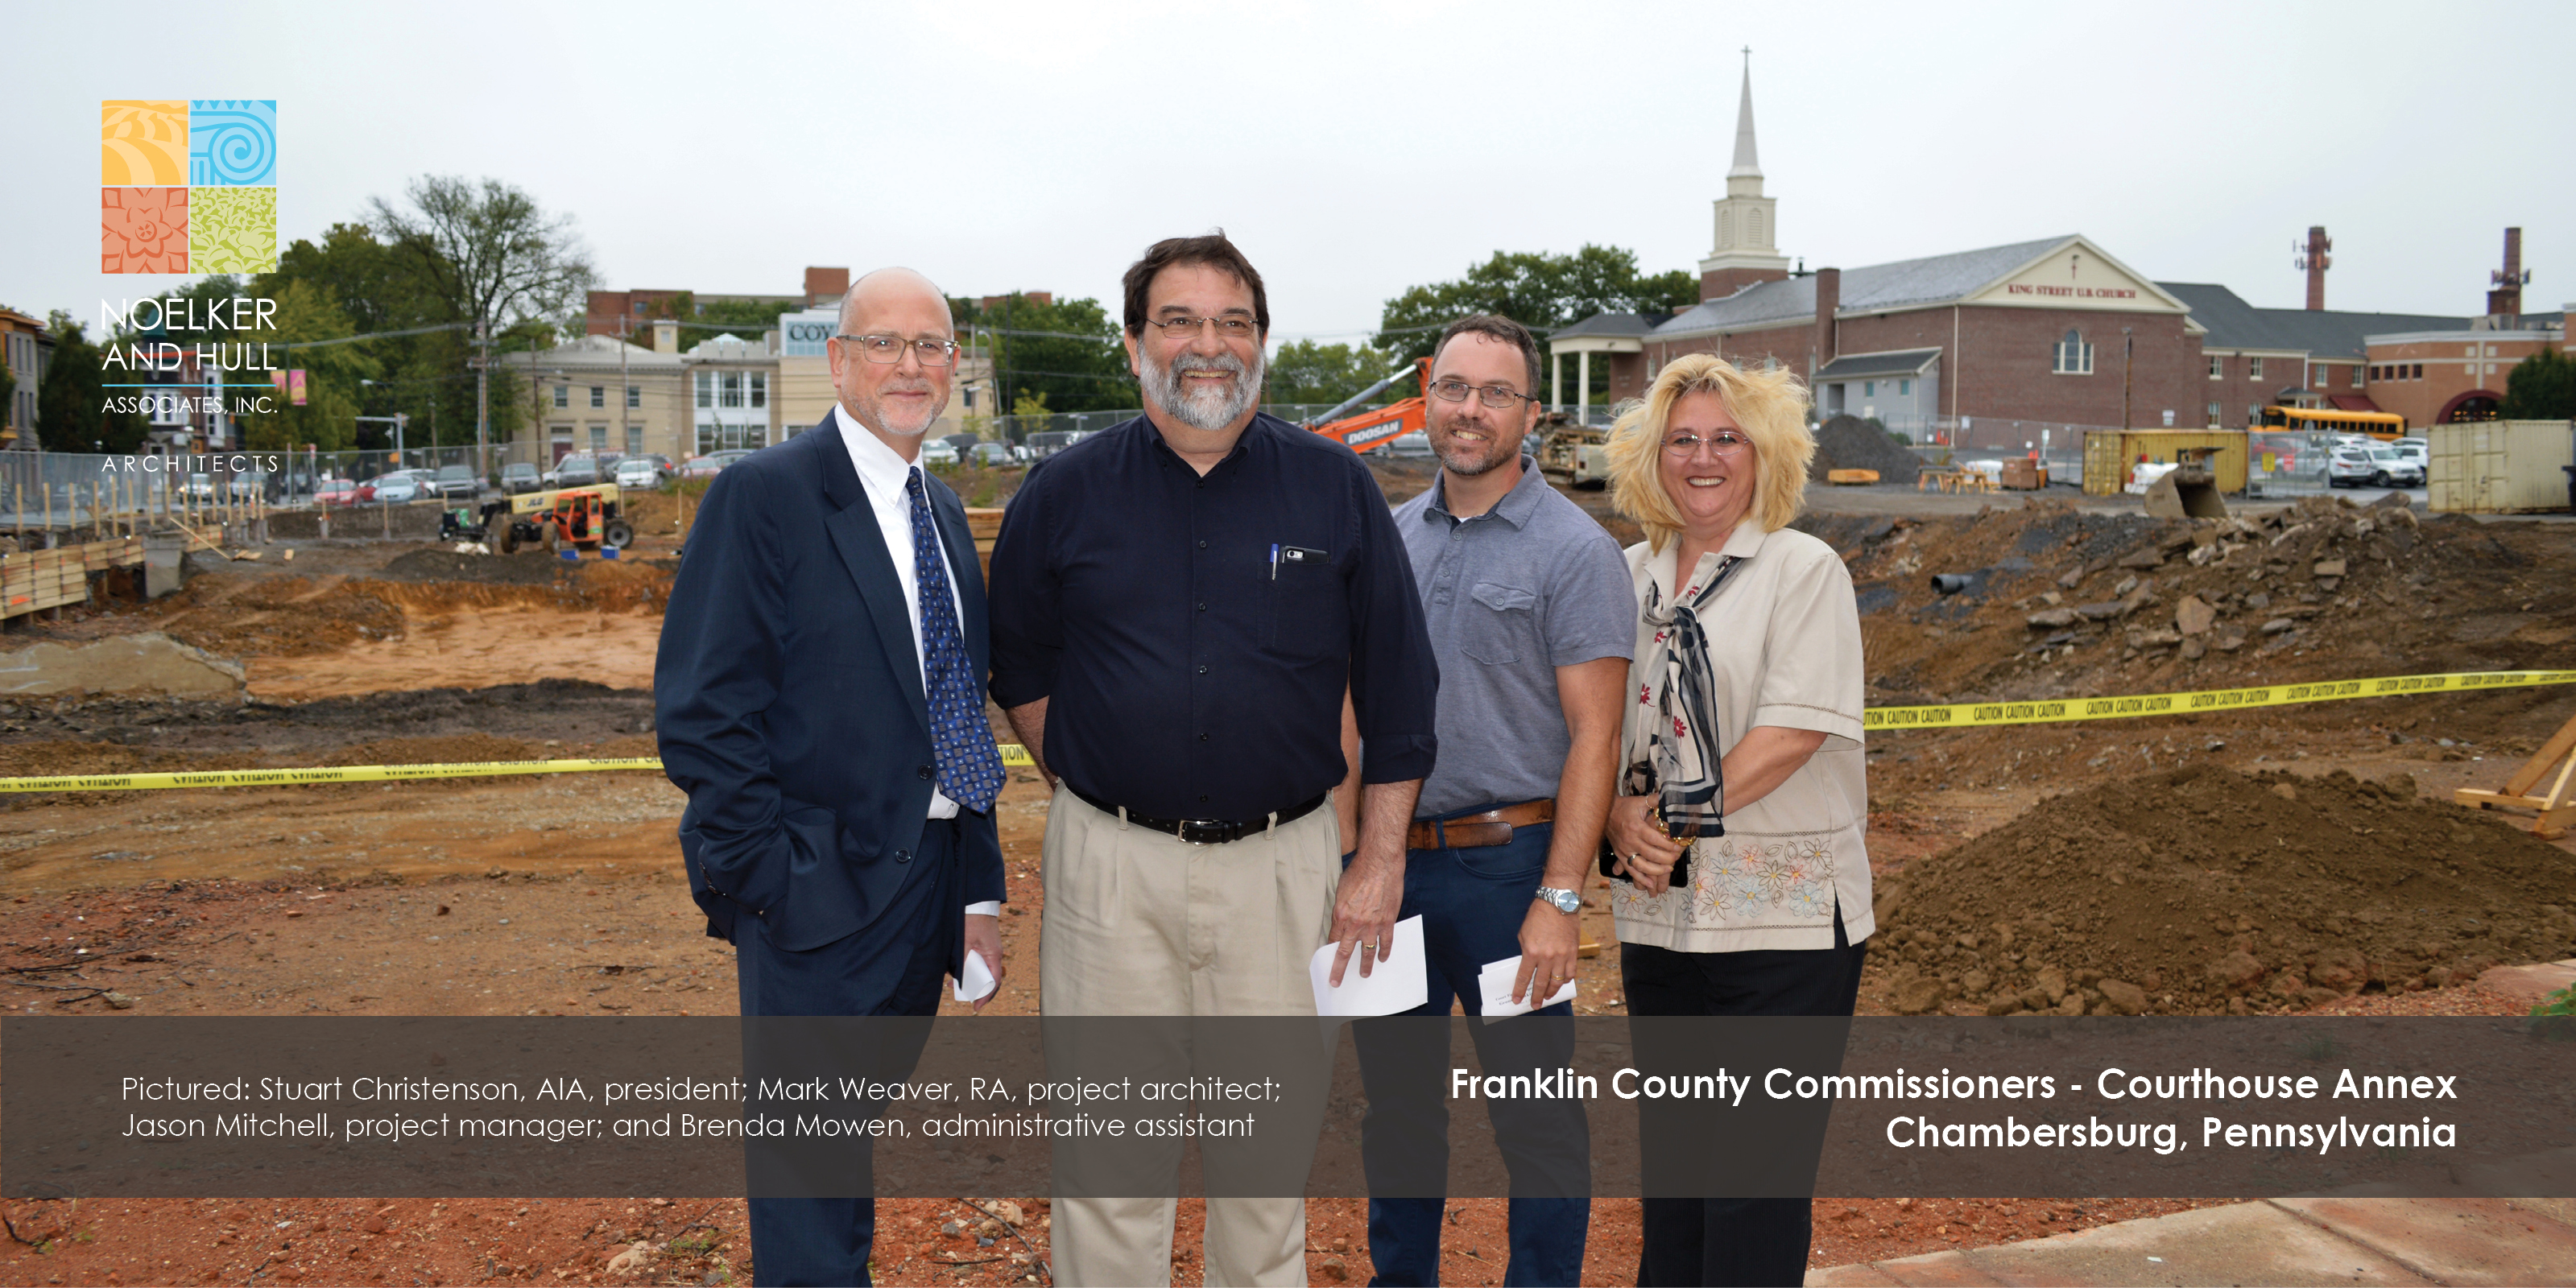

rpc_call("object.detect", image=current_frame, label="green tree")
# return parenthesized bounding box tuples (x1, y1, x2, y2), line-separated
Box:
(366, 175, 595, 335)
(36, 312, 148, 454)
(1265, 340, 1395, 408)
(2500, 349, 2576, 419)
(982, 293, 1131, 415)
(231, 280, 378, 452)
(1371, 244, 1697, 364)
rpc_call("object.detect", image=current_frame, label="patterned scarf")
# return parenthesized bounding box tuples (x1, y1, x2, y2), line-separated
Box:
(1628, 552, 1747, 842)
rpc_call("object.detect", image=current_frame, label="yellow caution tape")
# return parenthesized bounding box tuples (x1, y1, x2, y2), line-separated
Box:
(2, 671, 2565, 794)
(1863, 669, 2576, 731)
(0, 746, 1037, 795)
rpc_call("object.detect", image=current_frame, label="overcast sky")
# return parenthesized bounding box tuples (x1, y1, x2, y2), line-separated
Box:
(12, 0, 2570, 341)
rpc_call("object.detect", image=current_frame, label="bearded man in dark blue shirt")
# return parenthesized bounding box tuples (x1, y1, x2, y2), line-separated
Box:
(989, 231, 1438, 1286)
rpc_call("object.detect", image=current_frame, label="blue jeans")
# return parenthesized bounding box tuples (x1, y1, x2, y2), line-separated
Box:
(1346, 804, 1590, 1287)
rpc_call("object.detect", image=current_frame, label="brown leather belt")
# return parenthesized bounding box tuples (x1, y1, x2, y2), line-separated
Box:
(1407, 799, 1554, 850)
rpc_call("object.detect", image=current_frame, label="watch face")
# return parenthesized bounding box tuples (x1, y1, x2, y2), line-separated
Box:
(1541, 888, 1580, 913)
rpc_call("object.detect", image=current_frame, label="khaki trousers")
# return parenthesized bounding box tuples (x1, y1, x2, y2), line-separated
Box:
(1040, 783, 1340, 1288)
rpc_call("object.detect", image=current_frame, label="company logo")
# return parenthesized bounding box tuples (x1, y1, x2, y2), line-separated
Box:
(101, 100, 277, 275)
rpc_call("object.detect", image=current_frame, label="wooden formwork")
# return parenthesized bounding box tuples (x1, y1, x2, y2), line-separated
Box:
(1, 537, 145, 621)
(2456, 711, 2576, 840)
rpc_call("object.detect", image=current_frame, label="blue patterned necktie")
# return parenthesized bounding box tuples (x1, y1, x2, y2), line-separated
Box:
(905, 468, 1006, 813)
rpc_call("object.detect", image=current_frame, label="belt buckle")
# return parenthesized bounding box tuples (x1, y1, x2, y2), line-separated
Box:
(1178, 819, 1230, 846)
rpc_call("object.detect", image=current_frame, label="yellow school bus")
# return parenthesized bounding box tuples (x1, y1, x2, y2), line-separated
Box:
(2256, 406, 2407, 440)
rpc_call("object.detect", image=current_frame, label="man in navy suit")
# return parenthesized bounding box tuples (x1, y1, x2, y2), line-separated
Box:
(656, 266, 1008, 1286)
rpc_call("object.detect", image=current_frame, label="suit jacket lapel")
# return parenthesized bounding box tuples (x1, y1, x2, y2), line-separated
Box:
(812, 423, 931, 733)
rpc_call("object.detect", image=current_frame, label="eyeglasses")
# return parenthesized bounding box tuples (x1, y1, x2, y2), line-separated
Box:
(836, 334, 960, 367)
(1147, 315, 1260, 340)
(1662, 431, 1754, 456)
(1428, 379, 1540, 409)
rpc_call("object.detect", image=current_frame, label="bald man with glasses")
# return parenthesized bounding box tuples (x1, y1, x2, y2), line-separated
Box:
(658, 266, 1007, 1286)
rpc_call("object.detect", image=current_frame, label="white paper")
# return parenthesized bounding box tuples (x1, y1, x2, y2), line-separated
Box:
(1309, 915, 1427, 1017)
(1477, 955, 1575, 1022)
(953, 949, 997, 1003)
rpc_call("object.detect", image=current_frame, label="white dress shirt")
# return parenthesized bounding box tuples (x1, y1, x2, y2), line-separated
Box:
(832, 405, 1000, 919)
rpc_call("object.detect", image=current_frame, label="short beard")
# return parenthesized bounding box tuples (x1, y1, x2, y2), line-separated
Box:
(1433, 425, 1516, 477)
(850, 380, 943, 439)
(1142, 345, 1263, 432)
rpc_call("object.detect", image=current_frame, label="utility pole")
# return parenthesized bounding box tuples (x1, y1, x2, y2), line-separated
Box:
(2121, 328, 2135, 431)
(474, 319, 490, 477)
(619, 312, 631, 457)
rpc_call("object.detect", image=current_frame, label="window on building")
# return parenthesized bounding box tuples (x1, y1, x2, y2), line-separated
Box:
(2208, 355, 2223, 379)
(750, 374, 767, 408)
(2247, 402, 2262, 423)
(1863, 380, 1876, 398)
(697, 425, 720, 456)
(589, 386, 605, 409)
(695, 371, 713, 408)
(626, 384, 639, 409)
(2247, 357, 2264, 380)
(2411, 363, 2422, 379)
(552, 385, 569, 409)
(1898, 378, 1912, 396)
(2351, 366, 2362, 388)
(2206, 400, 2222, 425)
(1747, 208, 1763, 247)
(2053, 329, 2094, 375)
(589, 424, 608, 451)
(721, 373, 743, 409)
(1718, 208, 1732, 246)
(962, 387, 976, 411)
(625, 424, 643, 455)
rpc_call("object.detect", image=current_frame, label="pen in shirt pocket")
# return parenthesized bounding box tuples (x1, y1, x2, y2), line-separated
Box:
(1270, 543, 1280, 580)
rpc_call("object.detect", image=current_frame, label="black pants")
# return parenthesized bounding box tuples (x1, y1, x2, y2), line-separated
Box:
(1620, 906, 1867, 1288)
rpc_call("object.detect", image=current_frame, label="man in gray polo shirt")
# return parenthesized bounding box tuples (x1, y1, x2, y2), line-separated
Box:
(1350, 314, 1633, 1286)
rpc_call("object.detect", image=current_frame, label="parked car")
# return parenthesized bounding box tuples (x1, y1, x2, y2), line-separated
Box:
(678, 448, 752, 480)
(919, 440, 961, 467)
(316, 478, 358, 506)
(432, 464, 481, 500)
(367, 473, 425, 503)
(501, 462, 541, 494)
(613, 456, 663, 489)
(632, 453, 675, 483)
(1024, 430, 1087, 459)
(184, 473, 215, 500)
(970, 441, 1019, 467)
(2327, 445, 2421, 489)
(2370, 446, 2424, 487)
(226, 471, 267, 500)
(2391, 437, 2429, 475)
(553, 454, 603, 487)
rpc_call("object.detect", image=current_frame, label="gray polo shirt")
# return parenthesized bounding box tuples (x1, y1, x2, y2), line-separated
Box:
(1392, 456, 1635, 819)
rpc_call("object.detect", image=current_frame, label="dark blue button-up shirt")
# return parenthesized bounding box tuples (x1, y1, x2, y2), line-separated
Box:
(987, 413, 1438, 821)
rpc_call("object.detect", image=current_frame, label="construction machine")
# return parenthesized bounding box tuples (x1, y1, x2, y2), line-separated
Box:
(2141, 445, 2229, 520)
(1535, 412, 1613, 489)
(1304, 359, 1430, 453)
(481, 484, 636, 555)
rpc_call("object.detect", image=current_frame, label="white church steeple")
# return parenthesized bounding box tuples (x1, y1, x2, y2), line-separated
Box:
(1698, 48, 1792, 299)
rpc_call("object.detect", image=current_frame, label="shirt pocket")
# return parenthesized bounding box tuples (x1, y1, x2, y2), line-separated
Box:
(1265, 559, 1348, 661)
(1462, 581, 1537, 666)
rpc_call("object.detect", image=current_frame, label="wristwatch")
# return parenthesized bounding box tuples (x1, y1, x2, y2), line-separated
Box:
(1535, 886, 1582, 914)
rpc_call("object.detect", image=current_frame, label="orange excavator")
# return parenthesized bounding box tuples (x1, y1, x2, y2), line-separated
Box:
(1302, 358, 1429, 453)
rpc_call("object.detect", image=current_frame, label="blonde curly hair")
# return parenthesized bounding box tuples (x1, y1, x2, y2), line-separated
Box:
(1604, 353, 1814, 551)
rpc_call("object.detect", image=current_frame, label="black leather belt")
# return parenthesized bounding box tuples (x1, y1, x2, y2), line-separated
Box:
(1067, 785, 1329, 845)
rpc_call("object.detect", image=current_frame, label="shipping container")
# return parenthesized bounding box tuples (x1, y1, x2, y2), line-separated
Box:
(2081, 430, 2249, 496)
(2427, 419, 2574, 514)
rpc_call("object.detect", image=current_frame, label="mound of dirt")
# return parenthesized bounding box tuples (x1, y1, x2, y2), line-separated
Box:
(1871, 764, 2576, 1016)
(1809, 415, 1923, 485)
(320, 733, 544, 766)
(379, 548, 569, 586)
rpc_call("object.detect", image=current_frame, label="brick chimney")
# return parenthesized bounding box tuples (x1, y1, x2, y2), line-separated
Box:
(1812, 267, 1840, 374)
(2487, 228, 2526, 319)
(2301, 226, 2331, 311)
(804, 266, 850, 308)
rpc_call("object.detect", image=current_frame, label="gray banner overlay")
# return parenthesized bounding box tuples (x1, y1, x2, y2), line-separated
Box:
(6, 1016, 2566, 1199)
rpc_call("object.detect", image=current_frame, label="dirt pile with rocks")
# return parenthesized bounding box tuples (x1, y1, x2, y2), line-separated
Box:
(378, 547, 571, 585)
(1809, 415, 1924, 485)
(1870, 763, 2576, 1016)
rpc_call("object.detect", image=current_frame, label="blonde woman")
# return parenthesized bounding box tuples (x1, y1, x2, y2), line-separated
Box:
(1599, 353, 1871, 1286)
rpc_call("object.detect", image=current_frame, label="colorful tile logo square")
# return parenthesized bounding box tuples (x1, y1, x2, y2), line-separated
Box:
(99, 98, 275, 275)
(102, 188, 189, 274)
(192, 188, 276, 272)
(101, 101, 188, 186)
(188, 100, 276, 186)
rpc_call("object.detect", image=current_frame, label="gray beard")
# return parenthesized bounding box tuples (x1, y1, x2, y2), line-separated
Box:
(1436, 428, 1515, 477)
(1143, 345, 1263, 432)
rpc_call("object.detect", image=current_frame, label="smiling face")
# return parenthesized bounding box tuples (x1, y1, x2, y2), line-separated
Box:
(1125, 261, 1265, 434)
(829, 268, 954, 440)
(1656, 390, 1760, 538)
(1424, 331, 1538, 479)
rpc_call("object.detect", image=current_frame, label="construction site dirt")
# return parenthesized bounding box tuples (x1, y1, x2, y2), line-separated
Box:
(1, 469, 2570, 1286)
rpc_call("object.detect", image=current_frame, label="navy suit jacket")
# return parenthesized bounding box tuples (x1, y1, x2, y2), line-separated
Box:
(655, 419, 1006, 965)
